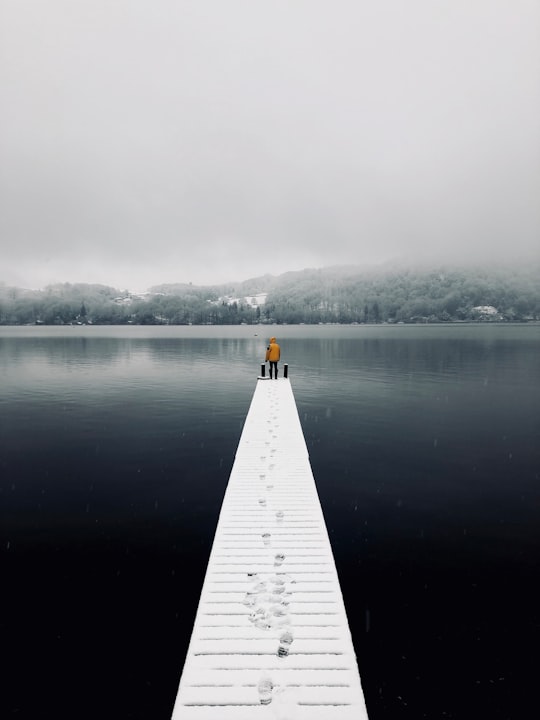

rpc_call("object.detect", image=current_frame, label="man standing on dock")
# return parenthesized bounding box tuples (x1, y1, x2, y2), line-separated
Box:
(265, 336, 281, 379)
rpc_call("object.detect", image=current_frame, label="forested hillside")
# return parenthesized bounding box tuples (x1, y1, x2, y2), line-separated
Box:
(1, 263, 539, 325)
(263, 263, 540, 324)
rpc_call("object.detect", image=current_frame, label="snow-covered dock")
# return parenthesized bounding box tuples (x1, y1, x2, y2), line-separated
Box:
(172, 374, 368, 719)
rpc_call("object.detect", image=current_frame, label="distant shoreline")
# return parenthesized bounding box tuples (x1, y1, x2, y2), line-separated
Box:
(2, 263, 539, 325)
(2, 319, 539, 328)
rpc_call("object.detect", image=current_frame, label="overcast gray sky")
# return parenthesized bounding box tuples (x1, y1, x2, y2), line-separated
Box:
(1, 0, 539, 290)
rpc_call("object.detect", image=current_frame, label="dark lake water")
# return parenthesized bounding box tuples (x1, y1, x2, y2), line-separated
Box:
(1, 324, 539, 719)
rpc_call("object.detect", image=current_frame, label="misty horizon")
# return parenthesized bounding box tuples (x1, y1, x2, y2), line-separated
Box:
(1, 2, 539, 291)
(2, 255, 539, 301)
(2, 254, 539, 296)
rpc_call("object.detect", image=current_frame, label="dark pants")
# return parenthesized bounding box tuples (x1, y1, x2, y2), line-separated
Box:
(269, 361, 278, 379)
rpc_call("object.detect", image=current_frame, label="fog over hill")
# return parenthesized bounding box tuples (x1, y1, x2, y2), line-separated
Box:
(1, 261, 539, 325)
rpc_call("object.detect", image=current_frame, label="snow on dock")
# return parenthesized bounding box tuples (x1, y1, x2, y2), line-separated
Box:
(172, 375, 368, 719)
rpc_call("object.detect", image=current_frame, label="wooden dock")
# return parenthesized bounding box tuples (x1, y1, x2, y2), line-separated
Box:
(172, 374, 368, 719)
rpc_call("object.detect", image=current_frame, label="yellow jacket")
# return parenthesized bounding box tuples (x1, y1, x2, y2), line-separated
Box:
(265, 337, 281, 362)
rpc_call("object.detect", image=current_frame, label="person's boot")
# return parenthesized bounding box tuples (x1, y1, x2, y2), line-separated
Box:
(275, 369, 278, 380)
(269, 369, 273, 379)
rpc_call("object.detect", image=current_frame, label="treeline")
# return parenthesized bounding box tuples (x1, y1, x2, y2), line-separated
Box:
(0, 282, 255, 326)
(1, 262, 539, 325)
(263, 263, 540, 324)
